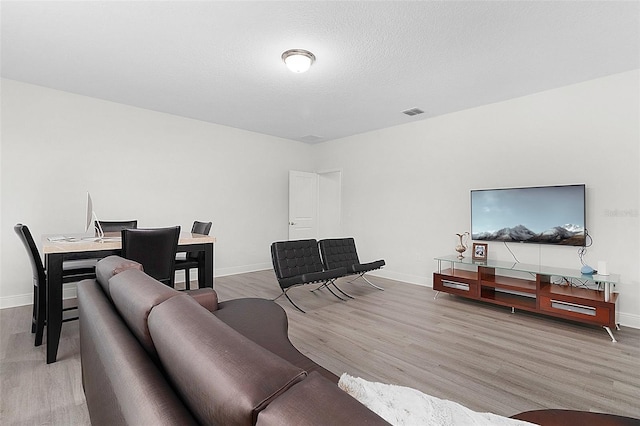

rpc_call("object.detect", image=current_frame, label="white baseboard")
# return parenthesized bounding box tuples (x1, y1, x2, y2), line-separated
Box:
(215, 263, 271, 278)
(173, 263, 272, 285)
(618, 312, 640, 330)
(0, 283, 79, 309)
(0, 293, 33, 309)
(368, 269, 431, 287)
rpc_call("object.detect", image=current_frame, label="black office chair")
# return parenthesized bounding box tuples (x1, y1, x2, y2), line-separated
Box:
(95, 220, 138, 234)
(174, 221, 212, 290)
(121, 226, 180, 287)
(14, 224, 97, 346)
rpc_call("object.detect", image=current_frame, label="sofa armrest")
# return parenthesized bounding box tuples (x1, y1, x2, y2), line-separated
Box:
(185, 288, 218, 312)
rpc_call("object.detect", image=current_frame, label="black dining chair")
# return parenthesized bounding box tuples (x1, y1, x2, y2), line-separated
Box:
(95, 220, 138, 234)
(14, 223, 97, 346)
(121, 226, 180, 287)
(174, 221, 212, 290)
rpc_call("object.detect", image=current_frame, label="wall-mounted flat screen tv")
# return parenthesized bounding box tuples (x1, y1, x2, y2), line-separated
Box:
(471, 184, 586, 246)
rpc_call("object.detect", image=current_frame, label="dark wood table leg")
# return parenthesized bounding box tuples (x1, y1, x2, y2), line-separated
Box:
(198, 243, 214, 288)
(45, 252, 63, 364)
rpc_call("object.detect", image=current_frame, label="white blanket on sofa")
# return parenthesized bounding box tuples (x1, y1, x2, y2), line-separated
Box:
(338, 374, 535, 426)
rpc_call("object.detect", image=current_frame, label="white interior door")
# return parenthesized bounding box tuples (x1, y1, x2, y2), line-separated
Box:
(289, 170, 318, 240)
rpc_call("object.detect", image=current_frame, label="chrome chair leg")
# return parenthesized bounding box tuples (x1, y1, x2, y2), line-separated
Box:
(325, 283, 347, 301)
(273, 289, 307, 313)
(331, 281, 354, 299)
(310, 282, 327, 293)
(346, 273, 384, 290)
(312, 280, 347, 301)
(284, 291, 306, 313)
(362, 274, 384, 290)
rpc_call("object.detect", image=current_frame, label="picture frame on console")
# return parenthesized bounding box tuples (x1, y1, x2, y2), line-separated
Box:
(472, 243, 488, 261)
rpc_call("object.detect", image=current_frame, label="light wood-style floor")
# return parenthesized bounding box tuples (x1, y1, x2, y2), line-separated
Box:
(2, 270, 639, 424)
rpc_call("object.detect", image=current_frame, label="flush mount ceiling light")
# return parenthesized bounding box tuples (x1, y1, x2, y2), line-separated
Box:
(402, 108, 425, 116)
(281, 49, 316, 73)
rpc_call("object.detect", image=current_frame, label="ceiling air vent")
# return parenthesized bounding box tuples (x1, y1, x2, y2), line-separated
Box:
(300, 135, 324, 144)
(402, 108, 424, 116)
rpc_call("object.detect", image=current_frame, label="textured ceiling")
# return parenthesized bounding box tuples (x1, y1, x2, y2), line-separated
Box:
(2, 1, 639, 144)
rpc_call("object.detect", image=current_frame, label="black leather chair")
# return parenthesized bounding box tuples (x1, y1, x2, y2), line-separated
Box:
(318, 238, 385, 290)
(14, 223, 97, 346)
(174, 221, 212, 290)
(270, 239, 347, 313)
(121, 226, 180, 287)
(96, 220, 138, 234)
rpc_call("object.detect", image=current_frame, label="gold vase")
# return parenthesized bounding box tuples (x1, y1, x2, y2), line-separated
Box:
(455, 232, 469, 259)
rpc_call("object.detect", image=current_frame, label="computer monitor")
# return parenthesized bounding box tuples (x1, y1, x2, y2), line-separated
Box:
(85, 192, 93, 233)
(85, 192, 104, 239)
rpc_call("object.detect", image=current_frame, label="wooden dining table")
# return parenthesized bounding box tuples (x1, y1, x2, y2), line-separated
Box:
(42, 232, 216, 363)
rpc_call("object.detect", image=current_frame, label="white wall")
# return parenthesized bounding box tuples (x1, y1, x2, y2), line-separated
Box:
(318, 171, 342, 238)
(3, 72, 638, 328)
(312, 70, 640, 327)
(0, 79, 313, 307)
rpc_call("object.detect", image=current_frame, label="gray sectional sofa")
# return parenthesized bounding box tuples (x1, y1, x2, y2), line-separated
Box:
(77, 255, 388, 425)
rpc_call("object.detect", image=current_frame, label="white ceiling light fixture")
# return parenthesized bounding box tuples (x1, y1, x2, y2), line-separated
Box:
(282, 49, 316, 73)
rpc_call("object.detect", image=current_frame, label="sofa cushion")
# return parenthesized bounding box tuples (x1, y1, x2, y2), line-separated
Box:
(109, 269, 179, 356)
(148, 295, 307, 425)
(95, 255, 143, 298)
(256, 372, 389, 425)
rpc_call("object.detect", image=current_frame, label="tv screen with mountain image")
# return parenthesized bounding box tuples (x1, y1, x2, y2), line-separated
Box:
(471, 184, 586, 246)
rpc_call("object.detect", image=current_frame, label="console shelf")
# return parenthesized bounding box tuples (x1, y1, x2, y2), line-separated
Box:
(434, 255, 620, 342)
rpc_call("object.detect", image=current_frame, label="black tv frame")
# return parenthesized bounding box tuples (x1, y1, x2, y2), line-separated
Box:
(470, 184, 586, 247)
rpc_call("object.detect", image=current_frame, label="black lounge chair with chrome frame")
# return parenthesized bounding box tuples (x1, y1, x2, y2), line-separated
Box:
(270, 239, 348, 313)
(318, 237, 386, 290)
